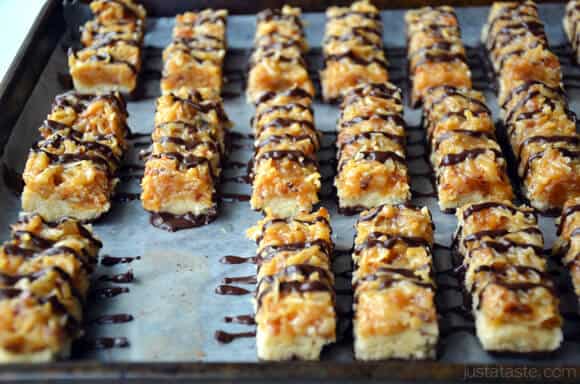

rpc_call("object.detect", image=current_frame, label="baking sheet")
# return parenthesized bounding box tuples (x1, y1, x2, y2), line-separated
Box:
(0, 2, 578, 364)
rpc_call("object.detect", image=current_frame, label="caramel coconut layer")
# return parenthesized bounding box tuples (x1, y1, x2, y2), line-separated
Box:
(22, 92, 129, 222)
(320, 0, 387, 102)
(353, 204, 438, 360)
(0, 214, 101, 362)
(455, 200, 562, 352)
(247, 208, 336, 360)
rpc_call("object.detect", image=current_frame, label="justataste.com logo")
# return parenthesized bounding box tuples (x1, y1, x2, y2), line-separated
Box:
(464, 365, 577, 380)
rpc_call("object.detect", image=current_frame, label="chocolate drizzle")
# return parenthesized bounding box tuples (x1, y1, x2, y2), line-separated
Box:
(339, 150, 406, 171)
(557, 204, 580, 235)
(462, 201, 536, 221)
(149, 209, 218, 232)
(439, 148, 503, 167)
(214, 330, 256, 344)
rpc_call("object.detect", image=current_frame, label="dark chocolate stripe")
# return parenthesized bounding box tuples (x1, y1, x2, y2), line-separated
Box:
(357, 203, 424, 223)
(557, 204, 580, 235)
(338, 131, 405, 150)
(253, 150, 318, 169)
(15, 215, 102, 248)
(255, 134, 318, 151)
(256, 280, 333, 309)
(517, 135, 580, 161)
(254, 88, 312, 105)
(469, 240, 544, 258)
(257, 8, 304, 29)
(328, 10, 381, 22)
(354, 269, 434, 291)
(256, 117, 315, 136)
(155, 136, 220, 156)
(439, 148, 502, 167)
(432, 130, 496, 152)
(168, 94, 229, 124)
(339, 150, 405, 171)
(325, 50, 387, 68)
(462, 201, 536, 221)
(340, 113, 405, 130)
(256, 239, 332, 263)
(500, 80, 565, 111)
(257, 264, 333, 294)
(461, 227, 543, 247)
(427, 86, 491, 115)
(354, 232, 430, 255)
(148, 152, 212, 172)
(522, 148, 580, 180)
(255, 103, 312, 122)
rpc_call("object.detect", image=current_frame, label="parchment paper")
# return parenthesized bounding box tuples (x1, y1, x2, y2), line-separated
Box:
(0, 2, 578, 364)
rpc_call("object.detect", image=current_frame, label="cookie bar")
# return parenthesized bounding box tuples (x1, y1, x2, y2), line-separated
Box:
(22, 92, 128, 222)
(335, 83, 410, 214)
(250, 88, 320, 217)
(141, 89, 230, 230)
(353, 204, 437, 360)
(246, 6, 314, 103)
(69, 0, 146, 94)
(161, 9, 228, 95)
(554, 197, 580, 299)
(455, 201, 562, 352)
(564, 1, 580, 64)
(320, 0, 387, 102)
(406, 6, 471, 107)
(0, 214, 101, 361)
(423, 86, 513, 212)
(247, 208, 336, 360)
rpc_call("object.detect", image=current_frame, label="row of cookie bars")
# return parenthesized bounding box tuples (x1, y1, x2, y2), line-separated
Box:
(4, 0, 135, 362)
(0, 214, 102, 362)
(483, 1, 580, 213)
(455, 200, 562, 352)
(246, 6, 330, 361)
(69, 0, 146, 94)
(406, 6, 513, 212)
(140, 9, 231, 231)
(320, 0, 388, 103)
(248, 7, 320, 217)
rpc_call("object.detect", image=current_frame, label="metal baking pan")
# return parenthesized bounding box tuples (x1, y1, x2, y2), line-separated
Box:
(0, 0, 579, 382)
